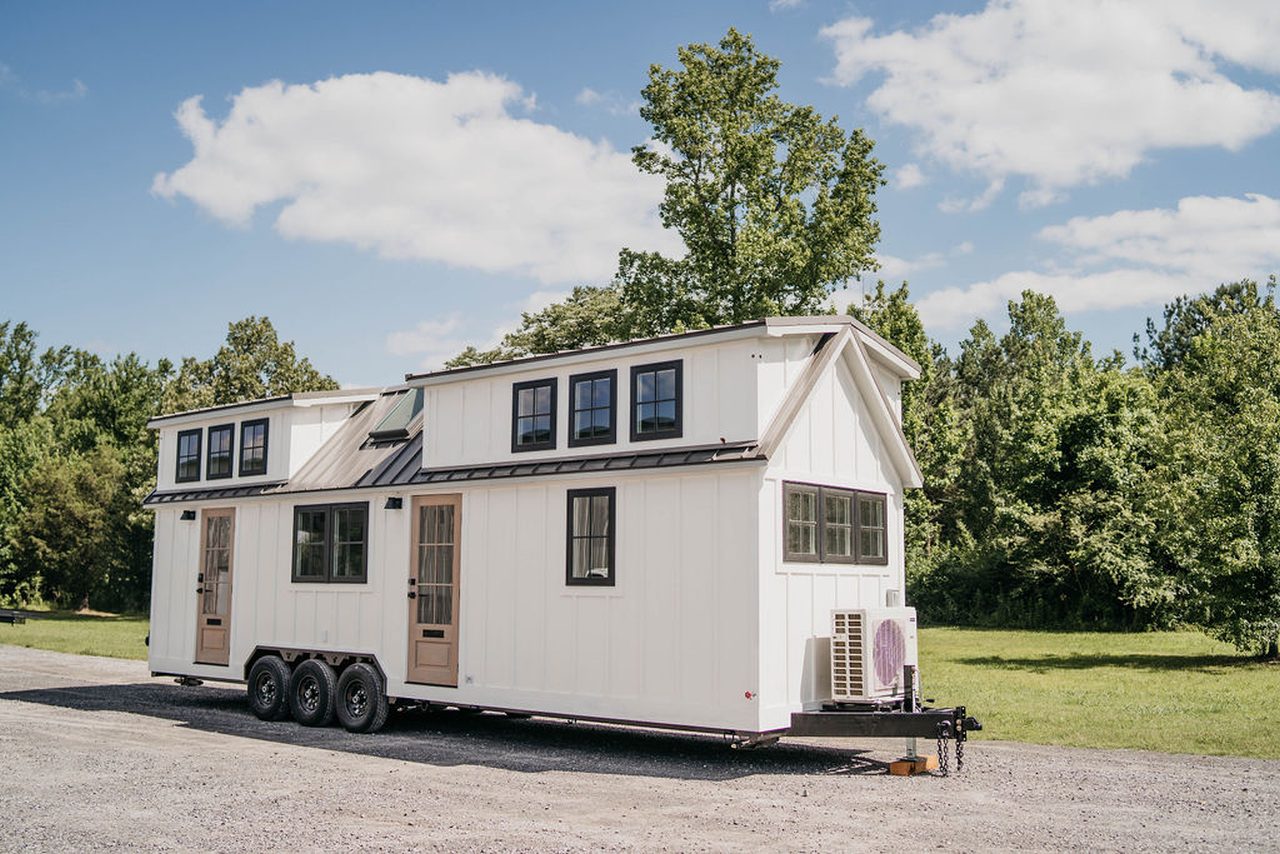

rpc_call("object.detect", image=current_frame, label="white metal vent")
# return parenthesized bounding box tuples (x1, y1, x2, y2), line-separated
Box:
(828, 607, 919, 703)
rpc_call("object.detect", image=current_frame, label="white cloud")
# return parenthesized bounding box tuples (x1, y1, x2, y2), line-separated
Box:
(153, 71, 680, 284)
(385, 315, 464, 357)
(822, 2, 1280, 206)
(575, 86, 642, 117)
(0, 62, 87, 103)
(876, 251, 945, 280)
(770, 0, 805, 11)
(893, 162, 926, 190)
(953, 241, 975, 255)
(917, 193, 1280, 329)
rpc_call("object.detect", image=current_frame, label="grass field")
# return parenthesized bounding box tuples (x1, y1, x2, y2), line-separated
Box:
(919, 627, 1280, 759)
(0, 611, 149, 661)
(1, 614, 1276, 758)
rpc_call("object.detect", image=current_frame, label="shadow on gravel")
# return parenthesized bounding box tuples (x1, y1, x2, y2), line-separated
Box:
(960, 652, 1251, 674)
(0, 682, 888, 781)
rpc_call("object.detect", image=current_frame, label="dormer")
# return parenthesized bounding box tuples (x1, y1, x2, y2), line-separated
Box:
(148, 389, 382, 492)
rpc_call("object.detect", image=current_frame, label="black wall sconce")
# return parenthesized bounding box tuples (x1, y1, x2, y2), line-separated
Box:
(384, 497, 403, 510)
(180, 510, 196, 521)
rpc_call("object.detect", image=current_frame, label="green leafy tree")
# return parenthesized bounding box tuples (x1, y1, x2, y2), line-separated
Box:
(626, 28, 883, 324)
(0, 320, 68, 428)
(8, 444, 132, 610)
(1152, 281, 1280, 657)
(451, 28, 884, 363)
(164, 316, 337, 412)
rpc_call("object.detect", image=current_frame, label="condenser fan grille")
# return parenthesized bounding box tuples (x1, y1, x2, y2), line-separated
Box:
(872, 618, 907, 688)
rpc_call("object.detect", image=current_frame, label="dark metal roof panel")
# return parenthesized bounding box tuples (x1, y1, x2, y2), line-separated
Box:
(143, 482, 285, 506)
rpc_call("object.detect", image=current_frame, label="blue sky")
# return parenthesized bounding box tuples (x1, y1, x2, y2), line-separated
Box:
(2, 1, 1278, 387)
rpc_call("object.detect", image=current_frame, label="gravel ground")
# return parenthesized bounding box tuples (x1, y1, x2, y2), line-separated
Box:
(1, 645, 1277, 852)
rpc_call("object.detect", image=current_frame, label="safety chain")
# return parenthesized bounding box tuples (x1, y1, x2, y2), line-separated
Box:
(956, 735, 965, 773)
(936, 731, 950, 777)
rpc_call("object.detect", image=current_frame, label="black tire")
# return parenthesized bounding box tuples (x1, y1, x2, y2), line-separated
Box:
(289, 659, 337, 727)
(335, 662, 389, 734)
(246, 656, 292, 721)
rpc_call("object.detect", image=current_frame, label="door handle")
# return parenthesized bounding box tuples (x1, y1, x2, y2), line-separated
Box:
(195, 587, 204, 594)
(408, 577, 416, 586)
(407, 591, 417, 599)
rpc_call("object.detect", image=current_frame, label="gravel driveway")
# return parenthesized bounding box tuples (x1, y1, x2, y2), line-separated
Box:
(0, 645, 1276, 852)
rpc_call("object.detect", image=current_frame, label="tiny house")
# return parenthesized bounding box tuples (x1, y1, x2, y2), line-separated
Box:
(145, 317, 939, 738)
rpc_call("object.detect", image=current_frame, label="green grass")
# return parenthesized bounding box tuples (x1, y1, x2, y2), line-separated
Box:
(919, 627, 1280, 759)
(0, 610, 149, 661)
(2, 614, 1276, 758)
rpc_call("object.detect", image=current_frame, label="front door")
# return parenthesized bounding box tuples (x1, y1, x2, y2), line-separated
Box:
(195, 508, 235, 666)
(407, 495, 461, 686)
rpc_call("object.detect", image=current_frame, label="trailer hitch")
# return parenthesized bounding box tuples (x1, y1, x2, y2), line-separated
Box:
(934, 706, 982, 775)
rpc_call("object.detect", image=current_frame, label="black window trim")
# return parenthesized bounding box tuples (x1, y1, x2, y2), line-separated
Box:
(629, 359, 683, 442)
(205, 423, 235, 481)
(290, 501, 370, 584)
(511, 377, 558, 453)
(567, 368, 618, 448)
(239, 417, 270, 477)
(175, 428, 202, 483)
(565, 486, 617, 587)
(783, 480, 889, 566)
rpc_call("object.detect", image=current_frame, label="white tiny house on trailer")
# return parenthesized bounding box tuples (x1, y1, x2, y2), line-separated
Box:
(145, 317, 929, 737)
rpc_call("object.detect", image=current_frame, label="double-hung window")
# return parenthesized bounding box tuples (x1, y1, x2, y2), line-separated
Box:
(566, 487, 615, 586)
(239, 418, 269, 476)
(568, 369, 616, 447)
(512, 378, 556, 452)
(783, 482, 888, 565)
(176, 429, 201, 482)
(206, 424, 234, 479)
(292, 502, 369, 583)
(630, 359, 682, 441)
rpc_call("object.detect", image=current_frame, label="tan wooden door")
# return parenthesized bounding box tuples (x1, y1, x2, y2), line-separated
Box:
(195, 508, 235, 666)
(407, 495, 461, 686)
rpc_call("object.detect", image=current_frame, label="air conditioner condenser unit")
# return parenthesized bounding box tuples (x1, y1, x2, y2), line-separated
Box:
(829, 607, 919, 704)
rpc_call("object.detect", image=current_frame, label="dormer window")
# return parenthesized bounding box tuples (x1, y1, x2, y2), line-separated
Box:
(511, 378, 556, 452)
(176, 429, 201, 483)
(206, 424, 234, 479)
(569, 369, 616, 447)
(239, 418, 269, 476)
(630, 359, 683, 441)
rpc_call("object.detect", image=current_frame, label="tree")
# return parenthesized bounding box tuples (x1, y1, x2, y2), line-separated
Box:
(0, 320, 67, 429)
(450, 28, 884, 363)
(626, 28, 883, 324)
(1137, 277, 1277, 371)
(164, 316, 338, 412)
(8, 445, 132, 610)
(445, 287, 628, 367)
(1152, 281, 1280, 657)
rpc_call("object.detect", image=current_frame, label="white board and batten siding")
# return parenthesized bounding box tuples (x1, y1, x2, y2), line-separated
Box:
(146, 318, 920, 736)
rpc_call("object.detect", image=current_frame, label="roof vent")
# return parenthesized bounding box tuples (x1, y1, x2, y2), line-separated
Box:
(368, 389, 422, 441)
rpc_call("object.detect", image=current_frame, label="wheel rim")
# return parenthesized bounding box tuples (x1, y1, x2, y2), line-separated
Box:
(255, 672, 277, 706)
(345, 681, 369, 719)
(299, 675, 320, 712)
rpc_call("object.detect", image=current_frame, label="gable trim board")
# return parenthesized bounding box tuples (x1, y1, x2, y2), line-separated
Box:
(757, 326, 922, 489)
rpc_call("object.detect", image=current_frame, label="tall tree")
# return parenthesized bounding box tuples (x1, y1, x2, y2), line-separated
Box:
(626, 28, 883, 324)
(164, 316, 338, 412)
(1151, 281, 1280, 657)
(450, 28, 884, 365)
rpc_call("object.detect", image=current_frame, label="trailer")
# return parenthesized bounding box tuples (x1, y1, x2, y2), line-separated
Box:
(143, 317, 980, 768)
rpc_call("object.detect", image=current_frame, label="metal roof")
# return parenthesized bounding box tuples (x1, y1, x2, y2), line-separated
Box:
(143, 482, 285, 506)
(285, 391, 422, 493)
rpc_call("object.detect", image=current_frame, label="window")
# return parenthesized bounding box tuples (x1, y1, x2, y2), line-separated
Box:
(206, 424, 234, 479)
(857, 492, 888, 565)
(784, 482, 888, 565)
(630, 359, 683, 441)
(568, 369, 617, 447)
(511, 378, 556, 452)
(176, 429, 201, 482)
(239, 418, 269, 476)
(566, 487, 615, 586)
(291, 502, 369, 583)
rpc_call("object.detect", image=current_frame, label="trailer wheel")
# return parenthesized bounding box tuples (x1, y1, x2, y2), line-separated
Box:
(289, 659, 337, 727)
(247, 655, 292, 721)
(335, 662, 388, 734)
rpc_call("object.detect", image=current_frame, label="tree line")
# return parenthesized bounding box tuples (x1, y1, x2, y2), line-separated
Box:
(0, 317, 336, 611)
